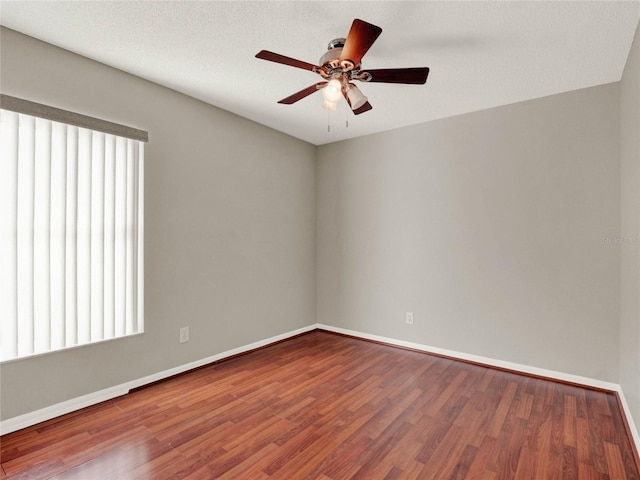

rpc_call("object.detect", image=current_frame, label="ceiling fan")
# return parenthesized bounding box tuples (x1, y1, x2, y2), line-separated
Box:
(256, 19, 429, 115)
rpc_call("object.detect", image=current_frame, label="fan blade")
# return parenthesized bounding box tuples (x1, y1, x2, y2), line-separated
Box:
(256, 50, 321, 72)
(278, 82, 327, 105)
(353, 101, 373, 115)
(363, 67, 429, 84)
(339, 19, 382, 69)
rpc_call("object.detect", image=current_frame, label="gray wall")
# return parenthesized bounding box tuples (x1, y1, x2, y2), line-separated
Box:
(0, 28, 317, 420)
(620, 22, 640, 431)
(317, 83, 621, 383)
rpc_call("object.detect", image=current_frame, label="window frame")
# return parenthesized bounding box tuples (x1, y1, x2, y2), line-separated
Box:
(0, 95, 147, 362)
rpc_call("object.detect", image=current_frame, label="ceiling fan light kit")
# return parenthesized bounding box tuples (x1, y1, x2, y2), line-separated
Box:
(322, 99, 338, 112)
(345, 84, 368, 110)
(322, 78, 343, 103)
(256, 19, 430, 116)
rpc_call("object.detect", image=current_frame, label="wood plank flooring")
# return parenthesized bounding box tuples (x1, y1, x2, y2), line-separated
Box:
(1, 330, 639, 479)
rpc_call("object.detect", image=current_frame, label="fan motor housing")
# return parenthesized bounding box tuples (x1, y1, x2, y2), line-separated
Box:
(319, 38, 346, 69)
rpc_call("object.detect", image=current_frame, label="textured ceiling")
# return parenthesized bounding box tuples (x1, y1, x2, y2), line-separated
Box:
(1, 1, 638, 146)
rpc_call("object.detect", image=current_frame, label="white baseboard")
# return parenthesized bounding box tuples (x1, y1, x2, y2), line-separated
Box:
(316, 324, 639, 455)
(3, 322, 638, 459)
(0, 324, 316, 435)
(615, 388, 640, 453)
(318, 324, 620, 392)
(317, 324, 619, 390)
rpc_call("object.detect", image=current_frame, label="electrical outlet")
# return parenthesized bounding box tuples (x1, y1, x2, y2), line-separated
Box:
(406, 312, 414, 325)
(180, 327, 190, 343)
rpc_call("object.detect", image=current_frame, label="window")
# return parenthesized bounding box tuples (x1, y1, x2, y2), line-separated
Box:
(0, 95, 147, 361)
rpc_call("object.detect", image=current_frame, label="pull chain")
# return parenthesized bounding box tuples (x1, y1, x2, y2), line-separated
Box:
(326, 108, 349, 132)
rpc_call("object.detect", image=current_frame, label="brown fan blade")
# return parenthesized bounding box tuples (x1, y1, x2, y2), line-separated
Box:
(278, 82, 327, 105)
(256, 50, 321, 72)
(353, 101, 373, 115)
(339, 19, 382, 70)
(363, 67, 430, 84)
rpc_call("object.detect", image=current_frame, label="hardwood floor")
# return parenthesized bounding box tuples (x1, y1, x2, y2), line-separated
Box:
(1, 330, 638, 479)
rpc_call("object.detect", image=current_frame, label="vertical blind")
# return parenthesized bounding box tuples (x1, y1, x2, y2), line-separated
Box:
(0, 103, 145, 362)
